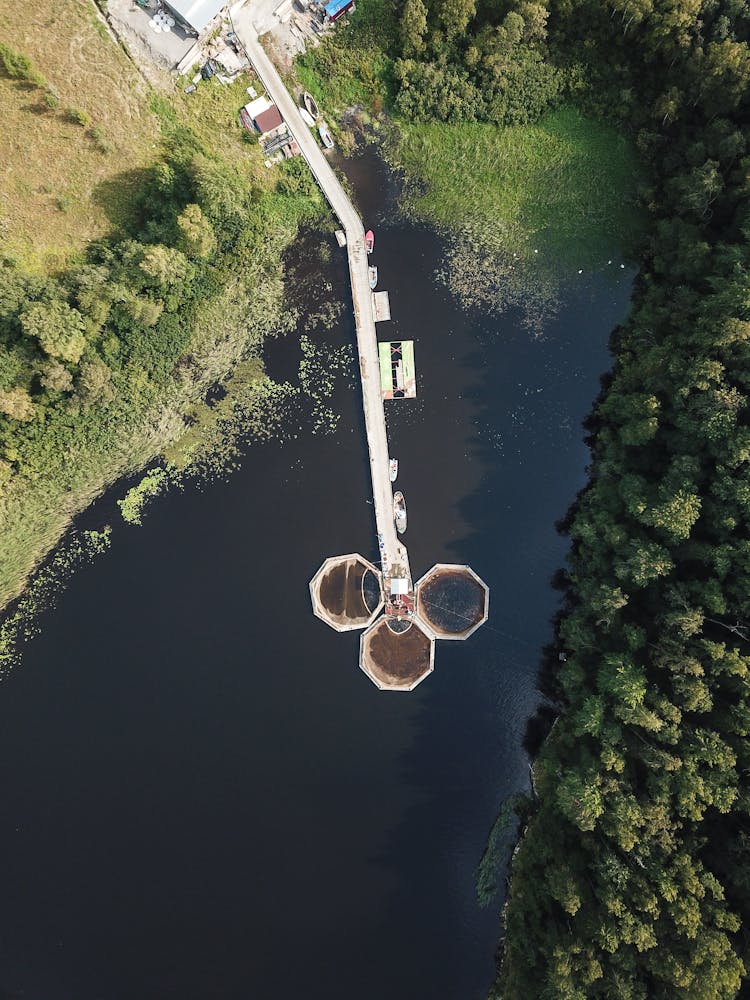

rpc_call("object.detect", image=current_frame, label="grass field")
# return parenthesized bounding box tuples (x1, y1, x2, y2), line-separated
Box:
(0, 0, 160, 269)
(393, 106, 645, 268)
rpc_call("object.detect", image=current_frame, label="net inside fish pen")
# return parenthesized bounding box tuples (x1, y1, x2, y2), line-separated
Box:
(418, 568, 487, 637)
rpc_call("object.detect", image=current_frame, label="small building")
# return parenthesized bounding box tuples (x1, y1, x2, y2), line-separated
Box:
(318, 0, 355, 21)
(254, 105, 285, 137)
(244, 95, 273, 121)
(163, 0, 226, 34)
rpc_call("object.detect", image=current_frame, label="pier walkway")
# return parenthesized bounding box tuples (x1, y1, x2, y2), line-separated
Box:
(234, 22, 409, 585)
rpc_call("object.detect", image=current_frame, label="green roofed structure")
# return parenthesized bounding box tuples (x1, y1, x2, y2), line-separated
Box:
(378, 341, 417, 400)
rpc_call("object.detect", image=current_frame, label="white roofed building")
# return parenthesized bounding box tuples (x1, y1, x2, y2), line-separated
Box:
(163, 0, 226, 34)
(244, 96, 273, 120)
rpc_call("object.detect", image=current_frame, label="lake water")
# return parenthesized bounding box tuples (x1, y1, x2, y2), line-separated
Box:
(0, 150, 633, 999)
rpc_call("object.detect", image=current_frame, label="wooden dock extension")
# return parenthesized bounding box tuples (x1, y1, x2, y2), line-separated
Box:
(372, 290, 391, 322)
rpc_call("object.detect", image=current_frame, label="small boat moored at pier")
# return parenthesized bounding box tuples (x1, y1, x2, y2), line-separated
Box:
(299, 107, 315, 127)
(368, 266, 378, 289)
(303, 91, 320, 119)
(393, 491, 407, 533)
(389, 458, 398, 482)
(318, 122, 334, 149)
(365, 230, 374, 253)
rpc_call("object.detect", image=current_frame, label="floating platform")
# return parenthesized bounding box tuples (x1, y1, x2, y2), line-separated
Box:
(372, 290, 390, 322)
(310, 554, 383, 631)
(415, 564, 490, 639)
(378, 340, 416, 400)
(360, 616, 435, 691)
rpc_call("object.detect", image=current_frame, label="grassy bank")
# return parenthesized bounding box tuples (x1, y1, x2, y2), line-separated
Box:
(296, 0, 396, 115)
(0, 0, 159, 270)
(0, 18, 325, 614)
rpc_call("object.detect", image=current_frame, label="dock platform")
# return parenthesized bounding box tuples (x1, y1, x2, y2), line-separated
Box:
(379, 341, 417, 400)
(372, 290, 390, 322)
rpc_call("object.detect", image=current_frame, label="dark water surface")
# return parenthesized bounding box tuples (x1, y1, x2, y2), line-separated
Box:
(0, 150, 633, 999)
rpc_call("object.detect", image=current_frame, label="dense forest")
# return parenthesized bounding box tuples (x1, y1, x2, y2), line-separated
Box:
(382, 0, 750, 994)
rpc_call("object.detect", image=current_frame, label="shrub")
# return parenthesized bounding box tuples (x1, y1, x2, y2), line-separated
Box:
(66, 106, 91, 127)
(89, 125, 112, 153)
(0, 42, 46, 87)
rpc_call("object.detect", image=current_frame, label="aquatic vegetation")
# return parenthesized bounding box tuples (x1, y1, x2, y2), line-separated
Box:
(0, 62, 325, 610)
(299, 335, 354, 435)
(437, 236, 561, 331)
(166, 368, 302, 482)
(0, 527, 111, 675)
(118, 468, 168, 525)
(299, 0, 643, 322)
(476, 795, 528, 908)
(392, 107, 644, 323)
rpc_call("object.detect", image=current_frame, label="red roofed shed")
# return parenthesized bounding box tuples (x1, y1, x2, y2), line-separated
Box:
(254, 106, 284, 135)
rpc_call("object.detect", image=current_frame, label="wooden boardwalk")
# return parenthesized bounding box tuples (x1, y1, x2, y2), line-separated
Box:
(235, 21, 411, 590)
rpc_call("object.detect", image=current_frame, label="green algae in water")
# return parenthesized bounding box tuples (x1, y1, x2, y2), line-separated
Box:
(0, 527, 112, 676)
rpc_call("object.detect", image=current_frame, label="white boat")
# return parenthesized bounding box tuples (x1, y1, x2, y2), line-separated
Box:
(368, 266, 378, 289)
(393, 491, 407, 534)
(300, 107, 315, 127)
(389, 459, 398, 482)
(318, 122, 334, 149)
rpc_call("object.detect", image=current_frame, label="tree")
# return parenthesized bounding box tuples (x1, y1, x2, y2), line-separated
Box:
(400, 0, 428, 57)
(19, 299, 86, 363)
(437, 0, 476, 41)
(516, 2, 549, 45)
(125, 295, 164, 327)
(614, 538, 674, 587)
(176, 204, 216, 259)
(0, 345, 25, 391)
(139, 245, 190, 287)
(699, 39, 750, 116)
(556, 767, 604, 831)
(76, 356, 114, 408)
(643, 488, 701, 541)
(40, 359, 73, 393)
(0, 386, 34, 421)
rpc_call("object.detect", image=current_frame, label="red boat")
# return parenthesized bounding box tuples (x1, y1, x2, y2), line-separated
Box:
(365, 230, 374, 253)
